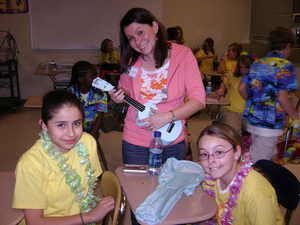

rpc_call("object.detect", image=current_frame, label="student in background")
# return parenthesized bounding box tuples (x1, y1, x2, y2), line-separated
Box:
(196, 38, 218, 80)
(197, 124, 284, 225)
(67, 61, 107, 140)
(216, 52, 257, 136)
(13, 90, 114, 225)
(217, 42, 243, 79)
(175, 26, 187, 46)
(99, 39, 120, 67)
(238, 26, 298, 163)
(167, 27, 179, 43)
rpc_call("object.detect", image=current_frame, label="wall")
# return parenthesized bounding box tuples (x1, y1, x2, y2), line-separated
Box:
(1, 0, 251, 99)
(162, 0, 251, 56)
(29, 0, 162, 50)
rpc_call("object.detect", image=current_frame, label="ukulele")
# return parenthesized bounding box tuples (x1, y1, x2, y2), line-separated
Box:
(92, 77, 182, 145)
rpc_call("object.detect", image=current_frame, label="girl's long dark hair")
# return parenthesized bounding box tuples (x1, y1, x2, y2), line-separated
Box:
(119, 8, 170, 72)
(202, 38, 215, 55)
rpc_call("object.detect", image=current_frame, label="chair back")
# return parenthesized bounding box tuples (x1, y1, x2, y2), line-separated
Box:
(100, 171, 125, 225)
(253, 160, 300, 225)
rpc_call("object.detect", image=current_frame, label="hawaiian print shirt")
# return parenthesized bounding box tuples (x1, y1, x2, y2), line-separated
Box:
(67, 84, 108, 133)
(241, 52, 298, 130)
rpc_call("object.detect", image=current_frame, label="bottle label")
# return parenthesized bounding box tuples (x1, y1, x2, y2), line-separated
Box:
(206, 86, 212, 94)
(148, 148, 163, 168)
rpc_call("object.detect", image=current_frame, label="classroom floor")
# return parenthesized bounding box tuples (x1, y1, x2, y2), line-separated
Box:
(0, 104, 299, 225)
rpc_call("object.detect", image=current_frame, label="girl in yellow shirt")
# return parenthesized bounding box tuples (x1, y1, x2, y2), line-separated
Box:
(217, 42, 243, 79)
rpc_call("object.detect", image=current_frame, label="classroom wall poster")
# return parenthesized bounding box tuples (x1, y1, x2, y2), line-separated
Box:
(0, 0, 28, 13)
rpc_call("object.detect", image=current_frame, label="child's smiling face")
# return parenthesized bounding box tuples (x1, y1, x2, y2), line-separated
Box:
(198, 135, 241, 189)
(41, 105, 83, 154)
(107, 41, 114, 53)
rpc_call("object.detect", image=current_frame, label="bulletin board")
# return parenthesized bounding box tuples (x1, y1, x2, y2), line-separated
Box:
(0, 0, 28, 13)
(29, 0, 162, 50)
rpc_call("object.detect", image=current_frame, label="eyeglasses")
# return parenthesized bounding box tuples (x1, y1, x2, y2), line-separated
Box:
(197, 147, 234, 161)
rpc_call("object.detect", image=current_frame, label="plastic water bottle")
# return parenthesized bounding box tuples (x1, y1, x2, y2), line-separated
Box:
(206, 81, 212, 94)
(147, 131, 164, 176)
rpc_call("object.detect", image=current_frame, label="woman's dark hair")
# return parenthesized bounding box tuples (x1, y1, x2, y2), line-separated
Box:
(268, 26, 296, 51)
(100, 38, 112, 54)
(229, 42, 243, 59)
(41, 90, 84, 125)
(69, 61, 95, 86)
(197, 124, 244, 163)
(175, 26, 185, 44)
(119, 7, 170, 72)
(167, 27, 178, 41)
(202, 38, 215, 55)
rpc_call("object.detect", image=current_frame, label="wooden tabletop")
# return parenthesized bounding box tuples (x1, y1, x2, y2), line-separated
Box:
(24, 95, 43, 108)
(35, 64, 72, 76)
(200, 70, 222, 76)
(206, 93, 230, 106)
(115, 166, 217, 224)
(34, 68, 59, 76)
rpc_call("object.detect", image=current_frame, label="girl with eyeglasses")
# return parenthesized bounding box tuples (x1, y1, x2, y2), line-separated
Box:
(197, 124, 284, 225)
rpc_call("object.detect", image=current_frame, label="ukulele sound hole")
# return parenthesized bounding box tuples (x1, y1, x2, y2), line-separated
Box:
(167, 122, 175, 133)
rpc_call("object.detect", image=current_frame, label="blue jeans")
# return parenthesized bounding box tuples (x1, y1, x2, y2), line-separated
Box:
(122, 140, 186, 165)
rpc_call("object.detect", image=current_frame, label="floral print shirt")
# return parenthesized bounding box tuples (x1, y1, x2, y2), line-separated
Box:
(241, 52, 297, 130)
(67, 84, 108, 134)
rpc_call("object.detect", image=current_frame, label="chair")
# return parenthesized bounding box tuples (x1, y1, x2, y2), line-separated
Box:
(283, 88, 300, 152)
(253, 160, 300, 225)
(96, 141, 109, 171)
(100, 171, 126, 225)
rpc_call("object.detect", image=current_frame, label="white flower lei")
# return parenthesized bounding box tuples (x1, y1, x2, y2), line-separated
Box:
(40, 131, 99, 224)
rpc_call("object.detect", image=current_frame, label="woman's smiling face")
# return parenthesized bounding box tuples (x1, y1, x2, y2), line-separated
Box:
(124, 21, 158, 58)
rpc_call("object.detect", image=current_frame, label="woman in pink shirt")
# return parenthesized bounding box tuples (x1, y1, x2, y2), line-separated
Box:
(109, 8, 205, 165)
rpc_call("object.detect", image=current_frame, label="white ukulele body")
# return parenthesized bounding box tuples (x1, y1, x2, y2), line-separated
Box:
(92, 77, 182, 145)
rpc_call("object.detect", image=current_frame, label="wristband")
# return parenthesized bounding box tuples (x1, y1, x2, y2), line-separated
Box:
(170, 110, 176, 122)
(80, 213, 85, 225)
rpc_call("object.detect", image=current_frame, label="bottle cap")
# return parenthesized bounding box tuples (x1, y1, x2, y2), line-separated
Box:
(154, 131, 161, 137)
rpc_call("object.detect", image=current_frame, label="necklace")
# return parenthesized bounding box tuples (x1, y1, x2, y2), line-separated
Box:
(277, 116, 300, 165)
(40, 131, 99, 220)
(203, 152, 253, 224)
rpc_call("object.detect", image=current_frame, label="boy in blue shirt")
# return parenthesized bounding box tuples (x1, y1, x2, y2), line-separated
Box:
(238, 26, 298, 163)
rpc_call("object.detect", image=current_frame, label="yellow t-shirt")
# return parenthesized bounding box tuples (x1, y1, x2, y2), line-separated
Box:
(13, 132, 102, 217)
(222, 73, 245, 113)
(196, 49, 215, 71)
(99, 51, 120, 65)
(202, 170, 284, 225)
(223, 58, 237, 78)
